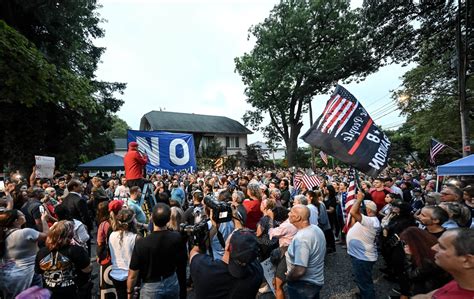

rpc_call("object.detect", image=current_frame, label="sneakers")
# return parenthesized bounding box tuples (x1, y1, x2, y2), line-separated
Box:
(259, 284, 271, 294)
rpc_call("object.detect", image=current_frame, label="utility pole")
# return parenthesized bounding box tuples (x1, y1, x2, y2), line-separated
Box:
(309, 100, 316, 169)
(457, 0, 471, 156)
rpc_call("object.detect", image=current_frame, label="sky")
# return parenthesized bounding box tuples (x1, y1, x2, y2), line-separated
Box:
(95, 0, 411, 147)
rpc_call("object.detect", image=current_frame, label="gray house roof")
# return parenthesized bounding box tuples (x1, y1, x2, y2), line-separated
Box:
(140, 111, 252, 135)
(113, 138, 127, 150)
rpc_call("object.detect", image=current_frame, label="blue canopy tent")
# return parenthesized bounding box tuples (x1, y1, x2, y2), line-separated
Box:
(78, 153, 124, 171)
(437, 154, 474, 176)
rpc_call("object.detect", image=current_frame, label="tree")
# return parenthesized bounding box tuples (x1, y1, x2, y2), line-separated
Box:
(362, 0, 473, 159)
(108, 115, 131, 139)
(201, 138, 224, 159)
(235, 0, 380, 167)
(0, 1, 126, 172)
(245, 144, 268, 168)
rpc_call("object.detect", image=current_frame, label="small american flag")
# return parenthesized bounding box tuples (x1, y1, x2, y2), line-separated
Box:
(430, 138, 447, 164)
(319, 151, 329, 165)
(343, 180, 357, 233)
(293, 173, 321, 190)
(302, 174, 321, 190)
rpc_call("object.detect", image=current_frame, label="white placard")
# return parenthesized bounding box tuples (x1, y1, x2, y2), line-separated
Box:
(35, 155, 55, 178)
(260, 257, 276, 295)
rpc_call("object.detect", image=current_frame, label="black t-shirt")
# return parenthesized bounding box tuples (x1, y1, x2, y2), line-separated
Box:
(21, 199, 41, 230)
(35, 245, 90, 298)
(129, 230, 187, 283)
(190, 254, 263, 299)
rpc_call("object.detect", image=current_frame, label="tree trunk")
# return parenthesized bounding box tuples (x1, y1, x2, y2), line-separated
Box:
(286, 123, 303, 167)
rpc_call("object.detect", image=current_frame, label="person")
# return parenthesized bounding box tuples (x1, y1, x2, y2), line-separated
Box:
(285, 204, 326, 299)
(61, 180, 92, 232)
(398, 227, 451, 298)
(279, 179, 291, 207)
(439, 202, 471, 229)
(115, 177, 130, 199)
(369, 178, 391, 212)
(311, 190, 335, 253)
(0, 209, 48, 299)
(295, 194, 319, 226)
(413, 228, 474, 298)
(266, 206, 297, 299)
(126, 186, 147, 226)
(127, 203, 187, 299)
(35, 220, 92, 299)
(109, 208, 140, 299)
(347, 192, 380, 299)
(243, 182, 263, 230)
(417, 206, 449, 238)
(184, 190, 205, 225)
(54, 204, 90, 250)
(440, 185, 463, 203)
(89, 176, 108, 214)
(21, 187, 44, 231)
(231, 190, 247, 225)
(384, 177, 404, 200)
(189, 228, 264, 299)
(124, 141, 148, 190)
(256, 199, 278, 260)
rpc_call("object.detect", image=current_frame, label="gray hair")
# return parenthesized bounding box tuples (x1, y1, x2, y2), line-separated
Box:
(247, 182, 262, 200)
(294, 195, 308, 205)
(269, 188, 281, 200)
(232, 190, 245, 204)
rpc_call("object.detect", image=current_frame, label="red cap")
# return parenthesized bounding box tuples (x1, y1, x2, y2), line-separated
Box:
(108, 200, 123, 214)
(129, 141, 138, 149)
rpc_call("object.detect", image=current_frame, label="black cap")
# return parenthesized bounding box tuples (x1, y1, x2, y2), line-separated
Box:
(228, 229, 259, 278)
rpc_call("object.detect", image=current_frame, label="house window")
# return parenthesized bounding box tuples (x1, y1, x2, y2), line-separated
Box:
(226, 136, 239, 148)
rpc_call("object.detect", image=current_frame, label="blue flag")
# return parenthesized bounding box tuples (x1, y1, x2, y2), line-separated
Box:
(127, 130, 197, 173)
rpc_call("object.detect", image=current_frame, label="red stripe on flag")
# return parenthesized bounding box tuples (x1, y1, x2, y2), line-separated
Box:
(322, 96, 344, 126)
(337, 102, 356, 130)
(323, 100, 351, 133)
(348, 119, 373, 156)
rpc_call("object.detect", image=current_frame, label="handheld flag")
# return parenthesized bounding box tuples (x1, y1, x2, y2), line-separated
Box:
(302, 85, 391, 177)
(430, 138, 447, 164)
(319, 151, 329, 165)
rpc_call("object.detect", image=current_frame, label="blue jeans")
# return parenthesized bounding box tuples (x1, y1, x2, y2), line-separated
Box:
(140, 273, 179, 299)
(287, 280, 322, 299)
(350, 256, 376, 299)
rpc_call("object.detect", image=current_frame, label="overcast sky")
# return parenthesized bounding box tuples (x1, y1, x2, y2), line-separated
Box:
(96, 0, 410, 146)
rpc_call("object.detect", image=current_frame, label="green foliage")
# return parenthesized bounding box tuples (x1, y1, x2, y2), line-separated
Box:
(236, 0, 380, 166)
(0, 1, 126, 173)
(295, 147, 311, 168)
(108, 115, 131, 139)
(245, 145, 269, 168)
(201, 138, 224, 159)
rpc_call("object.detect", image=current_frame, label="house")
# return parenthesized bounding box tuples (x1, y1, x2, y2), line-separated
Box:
(139, 111, 252, 156)
(250, 141, 286, 160)
(113, 138, 127, 157)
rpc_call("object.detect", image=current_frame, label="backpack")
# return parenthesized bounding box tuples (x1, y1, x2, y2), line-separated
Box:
(97, 221, 113, 265)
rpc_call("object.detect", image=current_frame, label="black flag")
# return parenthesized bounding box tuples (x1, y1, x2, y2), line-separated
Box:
(302, 85, 391, 177)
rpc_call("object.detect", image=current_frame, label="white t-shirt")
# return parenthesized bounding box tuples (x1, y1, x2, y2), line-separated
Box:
(109, 231, 137, 281)
(346, 214, 380, 262)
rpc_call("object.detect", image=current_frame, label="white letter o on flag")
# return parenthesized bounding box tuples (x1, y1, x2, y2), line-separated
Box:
(169, 139, 189, 165)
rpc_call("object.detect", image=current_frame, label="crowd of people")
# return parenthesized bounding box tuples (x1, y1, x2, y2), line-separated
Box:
(1, 156, 474, 299)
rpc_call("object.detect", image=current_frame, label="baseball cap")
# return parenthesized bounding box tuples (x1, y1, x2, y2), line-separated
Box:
(108, 200, 124, 214)
(363, 200, 377, 212)
(228, 229, 259, 279)
(128, 141, 138, 149)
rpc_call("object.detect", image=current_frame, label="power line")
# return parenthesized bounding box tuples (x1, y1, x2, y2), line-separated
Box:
(373, 107, 400, 121)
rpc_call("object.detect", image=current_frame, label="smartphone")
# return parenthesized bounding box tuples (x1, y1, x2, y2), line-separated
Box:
(39, 206, 45, 214)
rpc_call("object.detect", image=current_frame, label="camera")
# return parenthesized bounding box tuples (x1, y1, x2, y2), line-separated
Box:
(203, 195, 233, 224)
(181, 219, 209, 247)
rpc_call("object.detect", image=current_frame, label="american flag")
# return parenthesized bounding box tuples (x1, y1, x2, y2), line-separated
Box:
(319, 151, 329, 165)
(343, 180, 357, 233)
(317, 87, 359, 137)
(430, 138, 447, 164)
(293, 173, 321, 190)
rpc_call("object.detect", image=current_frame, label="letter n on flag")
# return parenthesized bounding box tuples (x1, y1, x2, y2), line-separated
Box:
(301, 85, 391, 177)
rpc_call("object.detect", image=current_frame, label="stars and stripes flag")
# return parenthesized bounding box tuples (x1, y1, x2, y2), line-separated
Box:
(302, 85, 391, 177)
(293, 173, 321, 190)
(342, 180, 357, 233)
(430, 138, 447, 164)
(319, 151, 329, 165)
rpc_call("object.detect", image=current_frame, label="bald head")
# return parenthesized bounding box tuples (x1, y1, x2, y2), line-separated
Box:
(289, 204, 310, 228)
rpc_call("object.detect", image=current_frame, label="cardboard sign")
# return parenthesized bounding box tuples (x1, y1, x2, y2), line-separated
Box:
(35, 156, 55, 178)
(261, 257, 276, 295)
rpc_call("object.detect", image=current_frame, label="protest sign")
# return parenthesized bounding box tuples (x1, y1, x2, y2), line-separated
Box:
(261, 257, 276, 295)
(35, 156, 55, 178)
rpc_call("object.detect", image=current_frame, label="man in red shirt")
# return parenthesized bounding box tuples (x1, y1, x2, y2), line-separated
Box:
(124, 141, 148, 190)
(414, 228, 474, 298)
(369, 178, 391, 212)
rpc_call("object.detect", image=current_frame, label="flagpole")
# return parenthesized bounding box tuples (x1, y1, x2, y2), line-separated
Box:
(309, 100, 316, 169)
(432, 137, 463, 155)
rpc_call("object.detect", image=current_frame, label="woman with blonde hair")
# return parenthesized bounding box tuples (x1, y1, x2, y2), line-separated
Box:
(109, 208, 139, 299)
(35, 220, 91, 299)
